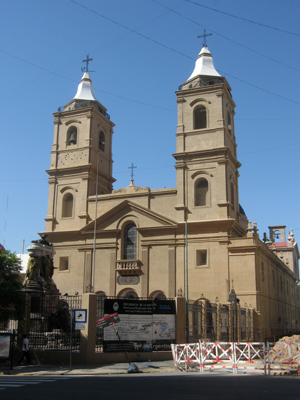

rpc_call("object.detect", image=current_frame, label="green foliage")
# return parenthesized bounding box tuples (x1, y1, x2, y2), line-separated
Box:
(0, 250, 25, 323)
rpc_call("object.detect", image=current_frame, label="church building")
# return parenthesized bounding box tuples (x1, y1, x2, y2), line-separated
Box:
(42, 45, 300, 338)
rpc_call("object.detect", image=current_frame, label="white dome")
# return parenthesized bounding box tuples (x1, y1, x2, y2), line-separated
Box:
(74, 72, 97, 101)
(187, 46, 221, 81)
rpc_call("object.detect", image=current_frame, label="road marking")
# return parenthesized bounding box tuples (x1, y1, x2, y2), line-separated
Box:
(0, 376, 70, 391)
(0, 384, 23, 387)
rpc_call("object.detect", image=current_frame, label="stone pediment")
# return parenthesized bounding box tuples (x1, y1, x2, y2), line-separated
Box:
(81, 200, 177, 233)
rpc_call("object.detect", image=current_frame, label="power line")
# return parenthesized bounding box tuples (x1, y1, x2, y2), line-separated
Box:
(239, 141, 300, 156)
(218, 70, 300, 106)
(185, 0, 300, 37)
(69, 0, 300, 106)
(153, 0, 300, 73)
(1, 2, 299, 111)
(69, 0, 193, 61)
(236, 117, 300, 121)
(2, 136, 300, 184)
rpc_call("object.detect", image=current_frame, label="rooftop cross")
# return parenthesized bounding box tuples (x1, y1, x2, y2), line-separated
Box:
(128, 163, 137, 180)
(82, 54, 93, 72)
(197, 29, 212, 47)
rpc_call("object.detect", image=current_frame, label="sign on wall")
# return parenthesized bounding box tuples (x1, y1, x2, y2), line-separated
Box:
(0, 334, 11, 358)
(102, 299, 176, 352)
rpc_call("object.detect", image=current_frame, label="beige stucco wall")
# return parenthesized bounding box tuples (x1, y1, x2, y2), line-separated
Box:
(42, 64, 300, 342)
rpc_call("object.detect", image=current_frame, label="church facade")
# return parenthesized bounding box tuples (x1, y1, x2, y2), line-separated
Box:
(42, 46, 300, 339)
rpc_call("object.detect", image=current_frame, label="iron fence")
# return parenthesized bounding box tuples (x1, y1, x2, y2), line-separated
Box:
(189, 300, 242, 342)
(220, 305, 229, 342)
(0, 319, 18, 334)
(95, 294, 106, 352)
(27, 294, 82, 351)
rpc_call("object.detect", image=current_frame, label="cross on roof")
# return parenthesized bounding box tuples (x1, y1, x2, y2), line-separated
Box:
(82, 54, 93, 72)
(128, 163, 137, 180)
(197, 29, 212, 47)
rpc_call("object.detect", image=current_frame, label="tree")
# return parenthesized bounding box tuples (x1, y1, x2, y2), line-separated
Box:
(0, 250, 25, 323)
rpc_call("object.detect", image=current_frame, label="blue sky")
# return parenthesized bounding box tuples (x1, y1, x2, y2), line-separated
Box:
(0, 0, 299, 254)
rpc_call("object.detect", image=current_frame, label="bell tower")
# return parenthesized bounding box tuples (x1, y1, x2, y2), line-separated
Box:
(45, 57, 115, 232)
(174, 43, 243, 227)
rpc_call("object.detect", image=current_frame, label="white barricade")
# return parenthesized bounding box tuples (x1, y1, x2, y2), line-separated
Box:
(267, 342, 300, 375)
(171, 343, 200, 371)
(200, 342, 234, 372)
(234, 342, 266, 374)
(171, 342, 300, 375)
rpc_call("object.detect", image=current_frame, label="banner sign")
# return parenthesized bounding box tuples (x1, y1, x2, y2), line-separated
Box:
(96, 312, 120, 329)
(0, 334, 11, 358)
(102, 299, 175, 352)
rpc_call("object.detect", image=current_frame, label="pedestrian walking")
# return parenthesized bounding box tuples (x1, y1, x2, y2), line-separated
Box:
(17, 334, 30, 365)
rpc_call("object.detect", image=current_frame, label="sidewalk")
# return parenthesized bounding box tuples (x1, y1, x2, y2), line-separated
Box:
(0, 360, 175, 376)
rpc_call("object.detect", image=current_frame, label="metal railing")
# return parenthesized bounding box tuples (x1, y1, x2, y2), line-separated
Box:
(27, 295, 82, 351)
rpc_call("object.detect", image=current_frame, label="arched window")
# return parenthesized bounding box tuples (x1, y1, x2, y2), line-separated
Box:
(119, 289, 139, 299)
(227, 111, 232, 135)
(99, 131, 105, 152)
(274, 230, 282, 242)
(194, 105, 207, 129)
(151, 291, 167, 300)
(62, 193, 73, 218)
(195, 178, 208, 206)
(67, 126, 77, 145)
(123, 223, 137, 260)
(230, 182, 235, 209)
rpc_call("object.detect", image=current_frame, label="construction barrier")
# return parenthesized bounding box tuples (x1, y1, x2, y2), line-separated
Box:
(200, 342, 234, 372)
(267, 342, 300, 375)
(171, 343, 200, 371)
(235, 342, 266, 374)
(172, 342, 300, 374)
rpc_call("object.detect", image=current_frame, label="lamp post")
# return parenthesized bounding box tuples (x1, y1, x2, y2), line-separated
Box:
(91, 149, 100, 293)
(229, 285, 239, 342)
(63, 293, 72, 371)
(185, 221, 189, 343)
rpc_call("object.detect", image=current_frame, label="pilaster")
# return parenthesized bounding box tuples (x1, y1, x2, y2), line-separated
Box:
(141, 247, 149, 297)
(168, 246, 176, 298)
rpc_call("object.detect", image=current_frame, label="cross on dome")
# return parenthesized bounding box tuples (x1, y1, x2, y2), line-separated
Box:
(82, 54, 93, 72)
(197, 29, 212, 47)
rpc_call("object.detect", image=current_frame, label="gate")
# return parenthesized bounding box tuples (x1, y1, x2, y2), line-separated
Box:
(235, 342, 266, 373)
(172, 342, 267, 374)
(200, 342, 234, 372)
(171, 343, 200, 371)
(26, 294, 82, 351)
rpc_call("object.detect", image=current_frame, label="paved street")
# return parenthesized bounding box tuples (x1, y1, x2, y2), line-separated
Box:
(0, 373, 299, 400)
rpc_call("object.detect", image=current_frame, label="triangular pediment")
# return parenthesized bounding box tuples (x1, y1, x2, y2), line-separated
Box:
(81, 200, 177, 234)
